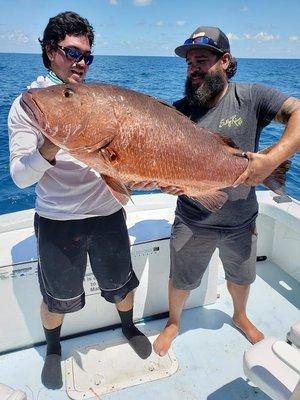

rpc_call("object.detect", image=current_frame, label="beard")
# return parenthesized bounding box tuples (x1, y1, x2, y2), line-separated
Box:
(185, 69, 227, 107)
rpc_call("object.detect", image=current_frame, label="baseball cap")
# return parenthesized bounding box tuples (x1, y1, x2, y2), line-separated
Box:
(175, 26, 230, 58)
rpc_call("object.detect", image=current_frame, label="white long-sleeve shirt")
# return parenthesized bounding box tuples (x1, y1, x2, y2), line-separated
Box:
(8, 75, 122, 220)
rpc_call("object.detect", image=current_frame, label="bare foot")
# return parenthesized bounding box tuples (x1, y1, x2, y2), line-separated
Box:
(153, 323, 179, 356)
(232, 316, 264, 344)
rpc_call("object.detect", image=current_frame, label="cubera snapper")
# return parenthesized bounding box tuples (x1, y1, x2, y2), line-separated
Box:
(20, 83, 289, 210)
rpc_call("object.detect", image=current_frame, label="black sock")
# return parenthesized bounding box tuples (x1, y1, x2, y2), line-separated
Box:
(43, 325, 62, 356)
(41, 325, 63, 389)
(118, 308, 152, 359)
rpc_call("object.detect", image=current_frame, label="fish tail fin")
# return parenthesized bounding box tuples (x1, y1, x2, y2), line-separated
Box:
(263, 159, 291, 195)
(258, 145, 292, 195)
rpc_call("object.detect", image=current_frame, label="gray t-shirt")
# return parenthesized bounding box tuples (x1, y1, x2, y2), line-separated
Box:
(174, 82, 288, 230)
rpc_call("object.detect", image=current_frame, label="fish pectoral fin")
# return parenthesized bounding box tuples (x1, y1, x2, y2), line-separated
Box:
(191, 190, 229, 212)
(86, 136, 115, 153)
(100, 147, 119, 166)
(101, 174, 132, 205)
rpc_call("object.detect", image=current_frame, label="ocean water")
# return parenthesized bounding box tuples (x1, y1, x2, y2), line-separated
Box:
(0, 54, 299, 215)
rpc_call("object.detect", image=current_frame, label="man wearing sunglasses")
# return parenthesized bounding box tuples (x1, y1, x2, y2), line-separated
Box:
(154, 26, 300, 356)
(8, 11, 151, 390)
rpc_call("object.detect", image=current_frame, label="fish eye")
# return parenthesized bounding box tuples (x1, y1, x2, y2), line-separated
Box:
(63, 89, 74, 98)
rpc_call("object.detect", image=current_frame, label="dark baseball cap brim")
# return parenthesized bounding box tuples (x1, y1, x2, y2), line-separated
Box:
(175, 43, 225, 58)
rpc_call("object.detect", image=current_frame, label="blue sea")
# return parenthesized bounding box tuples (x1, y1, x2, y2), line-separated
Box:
(0, 54, 299, 215)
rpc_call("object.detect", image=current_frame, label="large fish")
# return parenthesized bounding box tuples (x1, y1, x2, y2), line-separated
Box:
(20, 83, 289, 210)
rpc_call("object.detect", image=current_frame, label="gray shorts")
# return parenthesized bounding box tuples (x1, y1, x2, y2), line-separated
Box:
(34, 209, 139, 314)
(170, 217, 257, 290)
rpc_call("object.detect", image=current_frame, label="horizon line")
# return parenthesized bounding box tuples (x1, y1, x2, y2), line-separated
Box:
(0, 51, 300, 60)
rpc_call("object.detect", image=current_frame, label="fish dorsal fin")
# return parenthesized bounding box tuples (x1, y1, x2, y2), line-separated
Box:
(101, 174, 132, 205)
(155, 98, 175, 109)
(191, 190, 229, 212)
(143, 94, 174, 109)
(157, 98, 195, 119)
(214, 133, 239, 149)
(144, 94, 191, 119)
(212, 133, 248, 157)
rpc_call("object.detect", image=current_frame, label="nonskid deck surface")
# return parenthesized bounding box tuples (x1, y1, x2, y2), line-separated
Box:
(0, 260, 299, 400)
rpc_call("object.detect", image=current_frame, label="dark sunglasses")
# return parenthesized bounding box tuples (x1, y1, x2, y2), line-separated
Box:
(184, 36, 220, 49)
(57, 45, 94, 66)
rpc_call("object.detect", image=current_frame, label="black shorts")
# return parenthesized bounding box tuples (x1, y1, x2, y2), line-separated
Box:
(34, 209, 139, 313)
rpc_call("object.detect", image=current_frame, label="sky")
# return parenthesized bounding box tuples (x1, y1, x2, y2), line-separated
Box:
(0, 0, 299, 58)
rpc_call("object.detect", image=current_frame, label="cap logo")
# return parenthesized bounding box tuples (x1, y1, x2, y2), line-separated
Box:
(192, 32, 206, 39)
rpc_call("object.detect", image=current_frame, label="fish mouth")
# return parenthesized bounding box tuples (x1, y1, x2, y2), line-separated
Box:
(20, 91, 47, 130)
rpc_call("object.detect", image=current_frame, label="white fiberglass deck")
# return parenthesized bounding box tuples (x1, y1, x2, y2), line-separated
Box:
(0, 259, 299, 400)
(0, 191, 299, 399)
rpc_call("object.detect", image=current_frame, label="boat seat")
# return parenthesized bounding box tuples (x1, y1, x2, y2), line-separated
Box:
(287, 321, 300, 348)
(0, 384, 27, 400)
(243, 337, 300, 400)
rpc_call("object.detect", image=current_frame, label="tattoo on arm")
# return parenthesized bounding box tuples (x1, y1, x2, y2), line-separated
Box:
(275, 97, 300, 124)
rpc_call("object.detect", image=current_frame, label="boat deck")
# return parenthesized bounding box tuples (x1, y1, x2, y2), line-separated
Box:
(1, 259, 299, 400)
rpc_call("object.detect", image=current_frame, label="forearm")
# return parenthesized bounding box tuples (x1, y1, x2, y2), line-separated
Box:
(267, 110, 300, 166)
(8, 98, 56, 188)
(233, 97, 300, 187)
(10, 150, 54, 188)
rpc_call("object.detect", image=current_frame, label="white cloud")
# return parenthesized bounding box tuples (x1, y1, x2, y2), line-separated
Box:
(156, 21, 164, 27)
(243, 32, 280, 43)
(3, 30, 30, 43)
(133, 0, 152, 6)
(109, 0, 118, 4)
(289, 35, 299, 41)
(227, 33, 239, 41)
(243, 32, 280, 41)
(254, 32, 276, 41)
(176, 20, 186, 26)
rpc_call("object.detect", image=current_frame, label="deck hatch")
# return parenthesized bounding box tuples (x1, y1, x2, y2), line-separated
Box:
(65, 335, 178, 399)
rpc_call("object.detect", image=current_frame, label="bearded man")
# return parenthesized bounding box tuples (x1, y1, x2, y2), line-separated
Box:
(153, 26, 300, 355)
